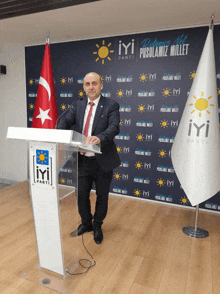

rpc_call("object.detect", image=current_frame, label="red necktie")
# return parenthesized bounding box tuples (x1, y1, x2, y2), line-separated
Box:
(84, 102, 95, 137)
(82, 102, 94, 155)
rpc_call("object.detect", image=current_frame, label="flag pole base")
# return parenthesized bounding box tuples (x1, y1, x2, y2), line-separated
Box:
(182, 225, 209, 238)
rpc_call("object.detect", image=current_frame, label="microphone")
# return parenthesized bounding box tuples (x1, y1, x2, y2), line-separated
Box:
(55, 100, 77, 129)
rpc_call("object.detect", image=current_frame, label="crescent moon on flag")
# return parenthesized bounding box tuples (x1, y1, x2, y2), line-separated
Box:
(39, 76, 51, 101)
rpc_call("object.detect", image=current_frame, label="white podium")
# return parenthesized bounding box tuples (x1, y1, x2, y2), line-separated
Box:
(6, 127, 101, 293)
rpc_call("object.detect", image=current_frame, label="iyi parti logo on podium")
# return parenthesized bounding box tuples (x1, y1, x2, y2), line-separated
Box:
(33, 149, 53, 185)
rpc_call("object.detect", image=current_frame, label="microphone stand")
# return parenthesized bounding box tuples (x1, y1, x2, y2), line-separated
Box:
(54, 100, 77, 129)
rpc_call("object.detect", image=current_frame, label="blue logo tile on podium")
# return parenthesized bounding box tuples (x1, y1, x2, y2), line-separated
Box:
(36, 150, 49, 165)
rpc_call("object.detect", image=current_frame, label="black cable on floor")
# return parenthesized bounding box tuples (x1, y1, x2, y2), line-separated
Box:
(66, 234, 96, 276)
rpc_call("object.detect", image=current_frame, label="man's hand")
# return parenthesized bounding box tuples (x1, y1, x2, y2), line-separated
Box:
(86, 136, 101, 144)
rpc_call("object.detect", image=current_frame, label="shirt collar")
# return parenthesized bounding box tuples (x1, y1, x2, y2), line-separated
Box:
(87, 95, 101, 106)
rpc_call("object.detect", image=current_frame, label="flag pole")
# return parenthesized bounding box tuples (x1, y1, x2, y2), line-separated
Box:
(182, 205, 209, 238)
(46, 31, 50, 44)
(194, 204, 199, 231)
(210, 13, 215, 30)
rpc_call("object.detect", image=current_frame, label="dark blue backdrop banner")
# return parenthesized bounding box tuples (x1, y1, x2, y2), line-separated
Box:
(25, 25, 220, 212)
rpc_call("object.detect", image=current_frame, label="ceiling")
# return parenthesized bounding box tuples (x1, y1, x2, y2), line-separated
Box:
(0, 0, 99, 20)
(0, 0, 219, 49)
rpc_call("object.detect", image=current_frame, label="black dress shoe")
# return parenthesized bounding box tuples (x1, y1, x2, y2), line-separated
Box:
(69, 223, 93, 237)
(94, 227, 103, 244)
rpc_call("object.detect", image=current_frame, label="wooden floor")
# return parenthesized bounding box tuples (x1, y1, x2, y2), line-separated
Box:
(1, 181, 220, 294)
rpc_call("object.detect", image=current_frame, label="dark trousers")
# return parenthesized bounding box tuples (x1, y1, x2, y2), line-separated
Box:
(77, 154, 113, 228)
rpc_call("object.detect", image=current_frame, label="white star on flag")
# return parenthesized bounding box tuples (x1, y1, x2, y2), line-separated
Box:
(36, 107, 52, 125)
(171, 27, 220, 207)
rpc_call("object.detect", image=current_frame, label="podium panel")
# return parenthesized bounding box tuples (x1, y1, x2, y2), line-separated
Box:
(29, 141, 64, 276)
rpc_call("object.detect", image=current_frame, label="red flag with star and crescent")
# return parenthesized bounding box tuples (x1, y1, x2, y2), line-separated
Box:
(32, 41, 58, 129)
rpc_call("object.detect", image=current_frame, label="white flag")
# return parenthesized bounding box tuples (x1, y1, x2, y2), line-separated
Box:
(171, 27, 220, 206)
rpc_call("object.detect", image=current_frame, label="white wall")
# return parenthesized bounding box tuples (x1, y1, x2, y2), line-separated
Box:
(0, 44, 27, 184)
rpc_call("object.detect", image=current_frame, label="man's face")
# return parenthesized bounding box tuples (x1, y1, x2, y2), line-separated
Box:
(83, 73, 103, 101)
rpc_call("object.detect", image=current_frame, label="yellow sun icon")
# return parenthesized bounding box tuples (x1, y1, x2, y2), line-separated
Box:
(135, 161, 143, 170)
(117, 89, 124, 98)
(117, 146, 122, 153)
(136, 133, 144, 142)
(60, 178, 66, 184)
(162, 88, 170, 97)
(134, 189, 141, 197)
(156, 178, 165, 187)
(60, 104, 67, 111)
(218, 88, 220, 95)
(114, 172, 121, 180)
(37, 151, 48, 164)
(60, 77, 67, 85)
(190, 92, 214, 117)
(158, 149, 167, 158)
(29, 103, 35, 110)
(180, 196, 189, 205)
(139, 73, 148, 82)
(78, 90, 84, 98)
(189, 71, 196, 79)
(29, 78, 34, 85)
(119, 119, 123, 125)
(93, 40, 114, 65)
(100, 75, 104, 83)
(160, 119, 169, 128)
(138, 104, 146, 113)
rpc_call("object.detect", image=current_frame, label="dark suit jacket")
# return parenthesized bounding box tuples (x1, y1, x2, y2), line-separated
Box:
(57, 95, 121, 172)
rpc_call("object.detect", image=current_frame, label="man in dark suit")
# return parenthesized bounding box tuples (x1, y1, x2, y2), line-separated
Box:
(57, 72, 120, 244)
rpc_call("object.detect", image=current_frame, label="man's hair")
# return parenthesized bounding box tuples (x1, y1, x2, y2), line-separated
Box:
(83, 72, 102, 84)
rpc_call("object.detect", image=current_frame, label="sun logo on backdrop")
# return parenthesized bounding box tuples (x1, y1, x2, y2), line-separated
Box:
(190, 92, 214, 117)
(136, 133, 144, 142)
(117, 89, 124, 98)
(134, 189, 141, 197)
(217, 88, 220, 96)
(189, 71, 196, 79)
(36, 151, 48, 164)
(29, 103, 35, 110)
(29, 78, 34, 85)
(156, 178, 165, 187)
(160, 119, 169, 128)
(162, 88, 170, 97)
(60, 77, 67, 85)
(93, 40, 114, 65)
(119, 119, 123, 125)
(78, 90, 84, 98)
(114, 172, 121, 180)
(135, 161, 143, 170)
(117, 146, 122, 153)
(60, 104, 67, 111)
(138, 104, 146, 113)
(60, 178, 66, 184)
(158, 149, 167, 158)
(139, 73, 148, 82)
(180, 196, 189, 205)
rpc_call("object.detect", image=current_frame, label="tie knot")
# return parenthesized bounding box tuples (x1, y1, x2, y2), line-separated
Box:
(89, 102, 95, 106)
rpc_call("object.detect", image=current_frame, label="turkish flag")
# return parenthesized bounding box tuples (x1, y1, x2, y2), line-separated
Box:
(32, 42, 58, 129)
